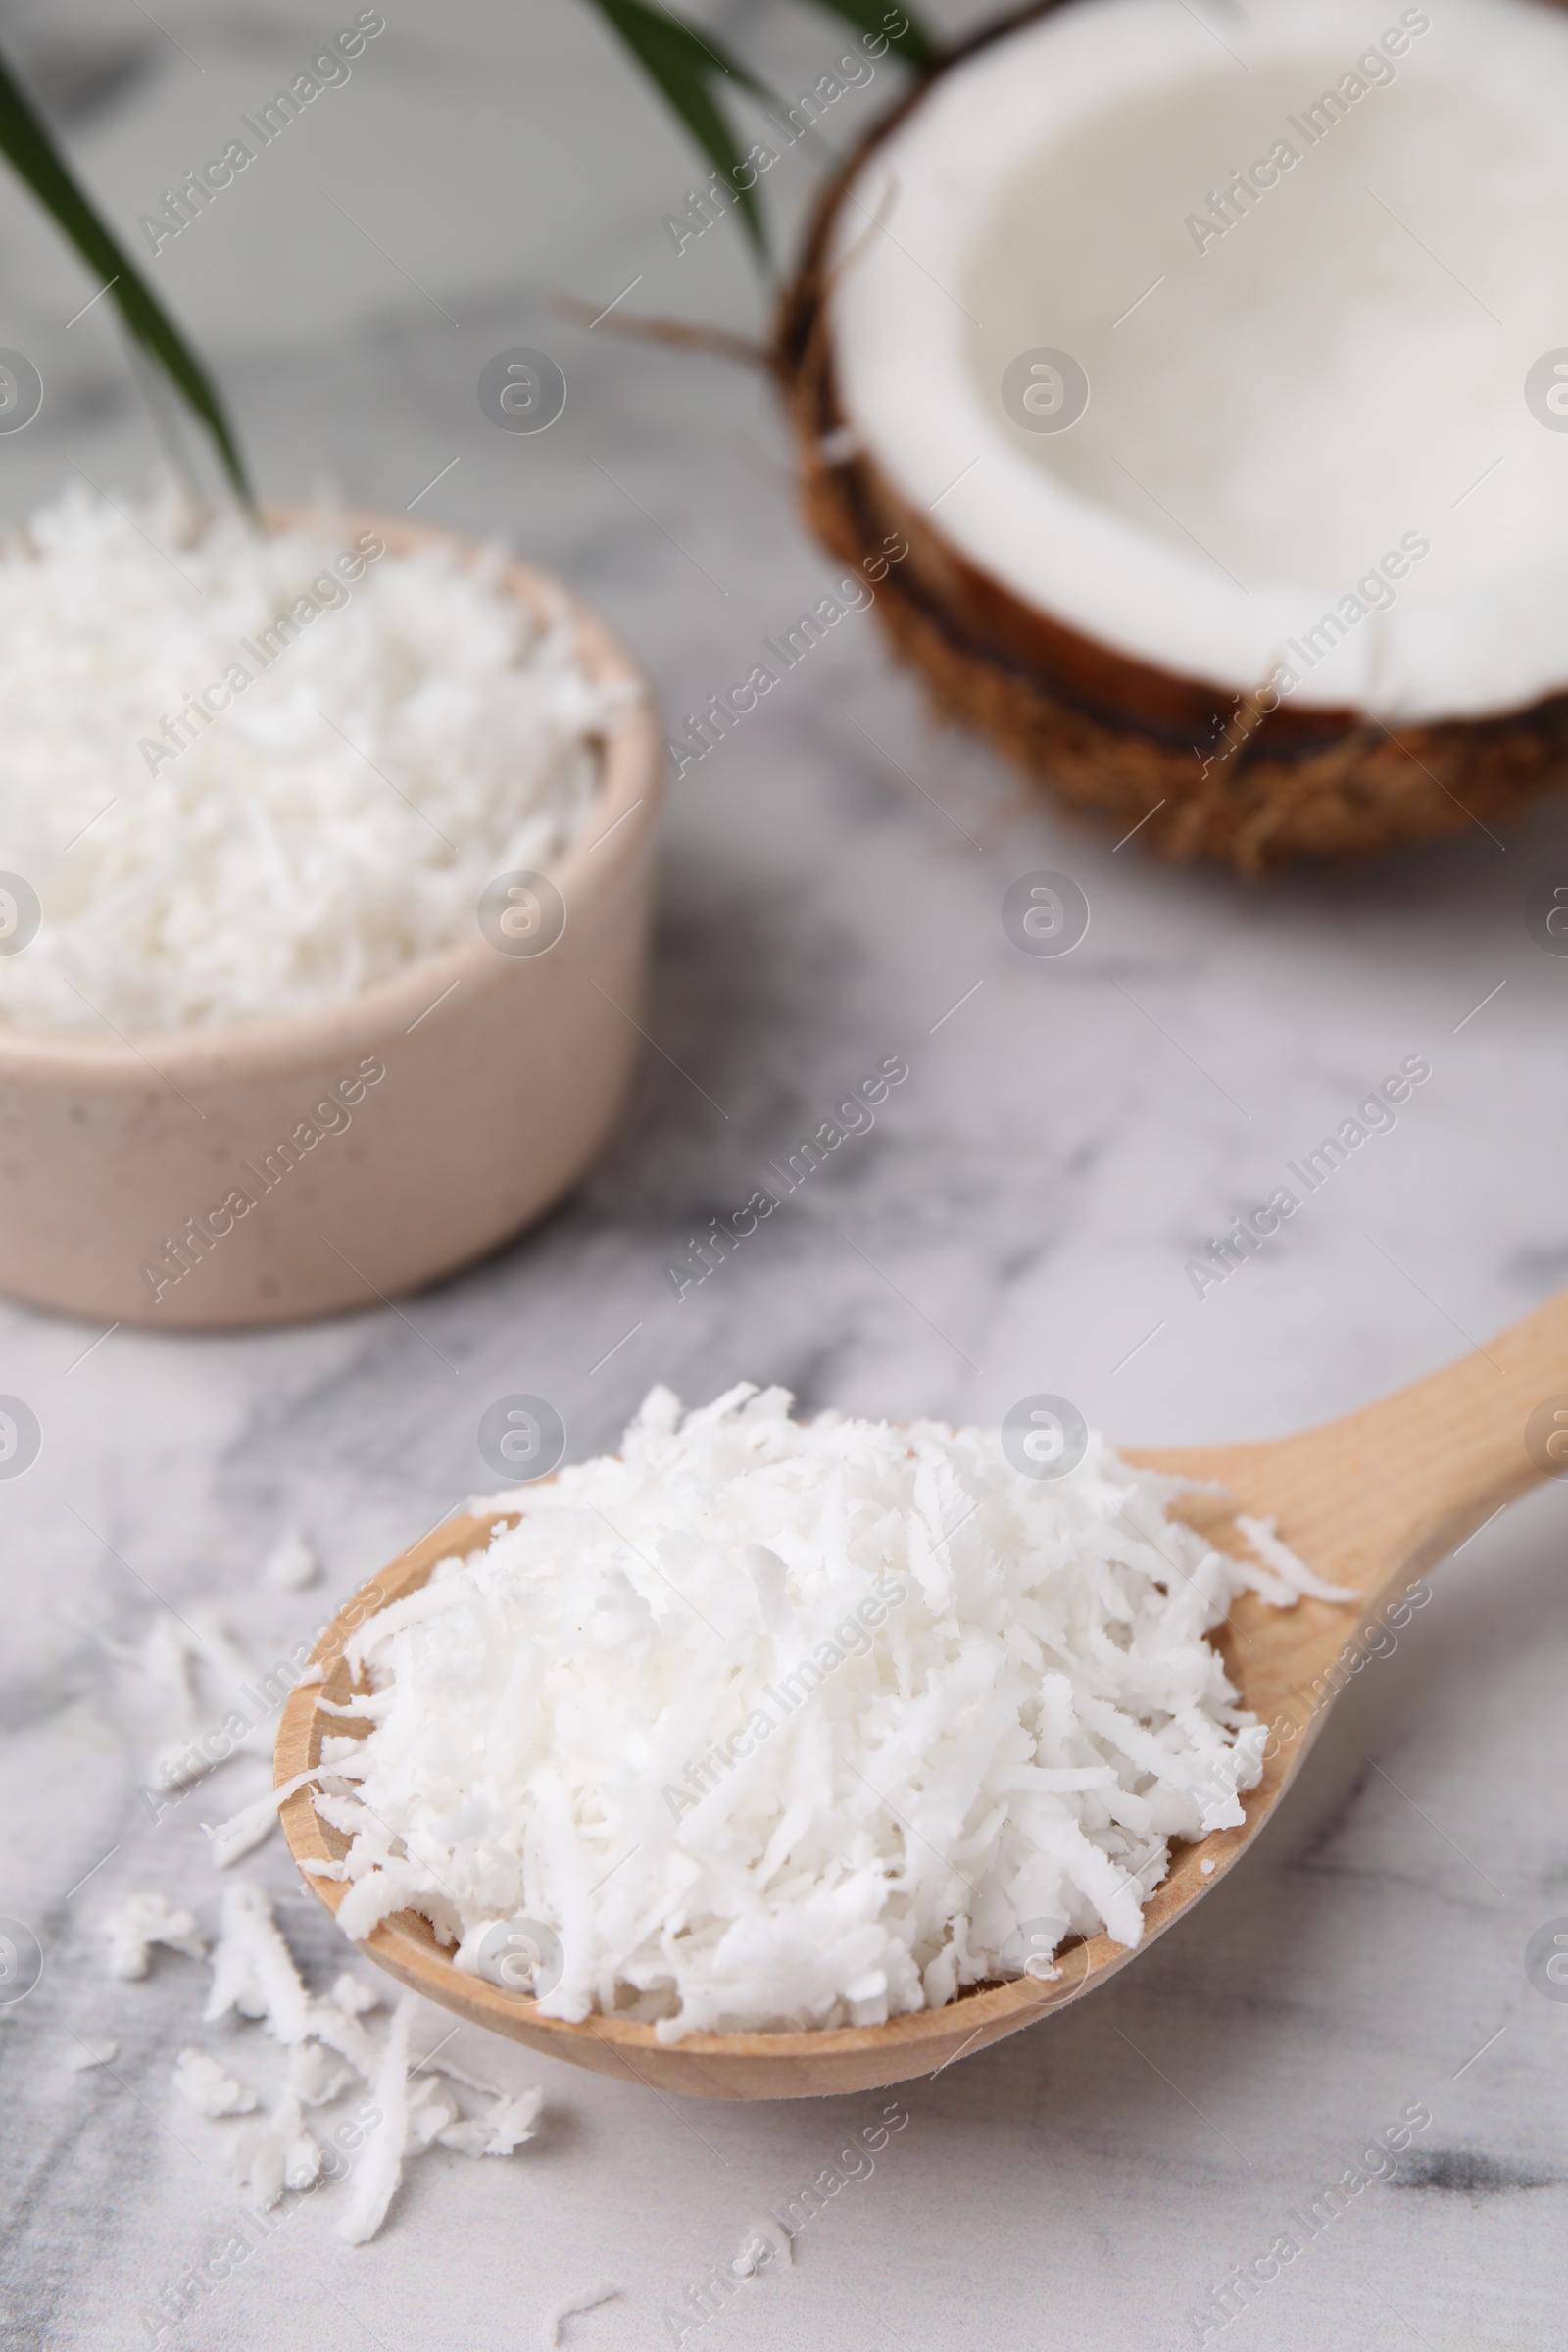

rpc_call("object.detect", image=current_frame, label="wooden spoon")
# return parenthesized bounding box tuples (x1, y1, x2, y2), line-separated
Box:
(276, 1291, 1568, 2099)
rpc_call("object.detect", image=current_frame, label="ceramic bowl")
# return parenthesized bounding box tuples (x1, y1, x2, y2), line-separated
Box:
(0, 511, 663, 1328)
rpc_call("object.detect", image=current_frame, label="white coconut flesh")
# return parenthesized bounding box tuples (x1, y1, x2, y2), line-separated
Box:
(827, 0, 1568, 722)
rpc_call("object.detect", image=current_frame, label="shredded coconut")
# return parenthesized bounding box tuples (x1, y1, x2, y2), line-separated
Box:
(202, 1805, 277, 1871)
(231, 2087, 322, 2208)
(1235, 1513, 1358, 1604)
(125, 1620, 197, 1715)
(331, 1971, 383, 2017)
(172, 2046, 259, 2116)
(286, 2041, 355, 2107)
(336, 1993, 416, 2244)
(105, 1891, 206, 1978)
(121, 1882, 541, 2242)
(0, 483, 615, 1031)
(263, 1528, 320, 1592)
(316, 1383, 1329, 2040)
(110, 1608, 274, 1794)
(204, 1880, 313, 2041)
(542, 2284, 621, 2347)
(735, 2214, 793, 2274)
(439, 2086, 544, 2158)
(206, 1768, 322, 1868)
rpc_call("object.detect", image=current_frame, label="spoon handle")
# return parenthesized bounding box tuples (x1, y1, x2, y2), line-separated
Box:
(1147, 1284, 1568, 1600)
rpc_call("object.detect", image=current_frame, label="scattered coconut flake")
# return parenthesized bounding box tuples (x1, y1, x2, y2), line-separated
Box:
(203, 1769, 320, 1868)
(203, 1807, 277, 1870)
(336, 1994, 417, 2244)
(1200, 1858, 1216, 1876)
(422, 2053, 501, 2098)
(287, 2040, 355, 2108)
(263, 1528, 320, 1592)
(331, 1971, 383, 2017)
(120, 1886, 544, 2243)
(149, 1737, 229, 1798)
(319, 1384, 1335, 2039)
(0, 483, 618, 1032)
(204, 1881, 312, 2043)
(542, 2283, 621, 2346)
(142, 1613, 273, 1791)
(733, 2213, 792, 2275)
(105, 1891, 206, 1979)
(187, 1609, 265, 1693)
(439, 2086, 544, 2159)
(133, 1620, 197, 1715)
(754, 2211, 795, 2267)
(65, 2036, 118, 2072)
(172, 2046, 259, 2116)
(1235, 1513, 1359, 1604)
(406, 2073, 462, 2152)
(230, 2088, 321, 2209)
(304, 1993, 382, 2082)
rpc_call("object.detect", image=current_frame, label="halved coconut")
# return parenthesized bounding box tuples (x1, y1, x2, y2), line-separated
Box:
(779, 0, 1568, 865)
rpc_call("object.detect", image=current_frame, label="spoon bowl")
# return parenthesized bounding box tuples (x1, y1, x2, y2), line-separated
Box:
(277, 1287, 1568, 2097)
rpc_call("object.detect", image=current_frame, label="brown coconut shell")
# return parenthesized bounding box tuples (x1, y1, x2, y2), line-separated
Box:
(772, 2, 1568, 869)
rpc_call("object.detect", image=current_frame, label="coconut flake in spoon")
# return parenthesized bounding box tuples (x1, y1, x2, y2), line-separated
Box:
(310, 1383, 1311, 2041)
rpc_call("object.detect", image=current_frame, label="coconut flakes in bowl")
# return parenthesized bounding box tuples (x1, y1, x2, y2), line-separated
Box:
(0, 483, 617, 1031)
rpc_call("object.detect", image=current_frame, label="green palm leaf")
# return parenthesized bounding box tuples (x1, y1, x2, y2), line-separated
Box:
(579, 0, 776, 257)
(0, 40, 253, 509)
(793, 0, 935, 71)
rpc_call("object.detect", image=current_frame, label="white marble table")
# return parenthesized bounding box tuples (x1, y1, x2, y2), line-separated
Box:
(2, 1, 1566, 2345)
